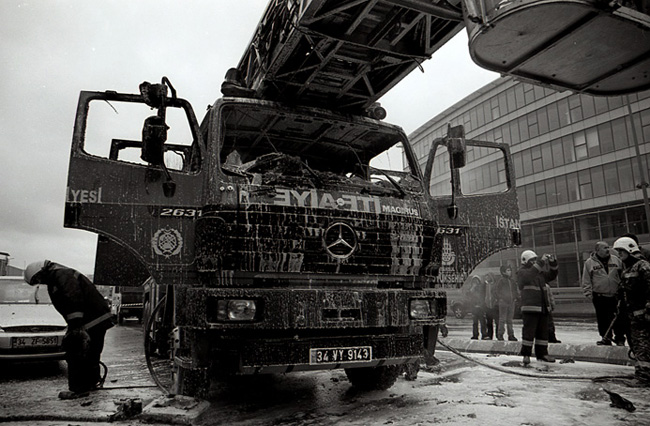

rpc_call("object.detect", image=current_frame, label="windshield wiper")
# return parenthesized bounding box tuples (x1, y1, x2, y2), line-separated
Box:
(369, 167, 406, 197)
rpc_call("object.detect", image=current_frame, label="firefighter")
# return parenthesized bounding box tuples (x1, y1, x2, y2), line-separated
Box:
(612, 237, 650, 386)
(24, 260, 114, 399)
(517, 250, 559, 365)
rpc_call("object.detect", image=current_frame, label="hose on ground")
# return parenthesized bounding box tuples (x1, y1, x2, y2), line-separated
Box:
(436, 338, 634, 382)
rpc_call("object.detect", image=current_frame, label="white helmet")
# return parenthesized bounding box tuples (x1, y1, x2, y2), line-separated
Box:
(521, 250, 537, 265)
(613, 237, 640, 254)
(24, 260, 47, 285)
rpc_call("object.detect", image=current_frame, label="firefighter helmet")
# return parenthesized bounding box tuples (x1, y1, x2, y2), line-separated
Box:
(520, 250, 538, 265)
(613, 237, 640, 254)
(24, 260, 46, 285)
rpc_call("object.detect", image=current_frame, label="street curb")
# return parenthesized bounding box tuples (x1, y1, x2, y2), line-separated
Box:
(441, 338, 634, 366)
(139, 395, 210, 425)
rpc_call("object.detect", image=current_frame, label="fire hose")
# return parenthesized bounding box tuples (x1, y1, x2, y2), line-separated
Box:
(436, 337, 634, 382)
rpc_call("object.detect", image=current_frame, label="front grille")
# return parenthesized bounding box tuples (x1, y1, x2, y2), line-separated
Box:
(196, 204, 435, 278)
(3, 325, 66, 333)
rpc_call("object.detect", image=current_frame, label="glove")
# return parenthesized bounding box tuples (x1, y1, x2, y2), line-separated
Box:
(547, 254, 558, 267)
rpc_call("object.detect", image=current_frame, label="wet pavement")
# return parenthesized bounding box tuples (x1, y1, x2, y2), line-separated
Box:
(0, 316, 647, 425)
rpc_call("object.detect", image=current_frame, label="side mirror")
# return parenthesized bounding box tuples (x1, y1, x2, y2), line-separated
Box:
(446, 125, 466, 169)
(141, 116, 168, 165)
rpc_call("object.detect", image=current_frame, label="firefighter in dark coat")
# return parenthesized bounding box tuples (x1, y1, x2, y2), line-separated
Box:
(612, 237, 650, 386)
(25, 260, 114, 399)
(517, 250, 558, 365)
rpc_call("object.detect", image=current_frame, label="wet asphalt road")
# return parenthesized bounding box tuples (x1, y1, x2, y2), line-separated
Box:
(1, 318, 648, 425)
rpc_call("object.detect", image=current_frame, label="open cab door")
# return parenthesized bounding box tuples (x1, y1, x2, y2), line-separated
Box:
(65, 79, 204, 284)
(463, 0, 650, 95)
(424, 125, 520, 289)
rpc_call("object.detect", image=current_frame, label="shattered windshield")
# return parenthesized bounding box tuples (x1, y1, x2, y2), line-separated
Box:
(218, 103, 422, 195)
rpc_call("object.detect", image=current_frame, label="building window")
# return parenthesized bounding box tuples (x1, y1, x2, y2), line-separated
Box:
(574, 131, 588, 160)
(545, 178, 558, 206)
(563, 135, 576, 163)
(594, 96, 609, 115)
(521, 149, 533, 176)
(554, 218, 575, 245)
(542, 143, 554, 170)
(526, 183, 536, 210)
(576, 214, 600, 241)
(537, 108, 550, 134)
(604, 162, 620, 194)
(534, 222, 553, 246)
(567, 172, 580, 201)
(535, 181, 546, 207)
(558, 98, 571, 127)
(513, 151, 523, 178)
(551, 138, 565, 167)
(555, 175, 569, 205)
(618, 158, 635, 192)
(548, 103, 560, 131)
(627, 205, 649, 236)
(600, 210, 627, 239)
(531, 145, 543, 173)
(569, 94, 583, 122)
(491, 97, 500, 120)
(591, 166, 606, 198)
(611, 117, 629, 149)
(581, 94, 596, 119)
(578, 169, 593, 199)
(522, 224, 534, 246)
(596, 122, 613, 154)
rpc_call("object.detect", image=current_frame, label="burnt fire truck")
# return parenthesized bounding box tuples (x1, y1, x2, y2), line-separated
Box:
(65, 0, 650, 396)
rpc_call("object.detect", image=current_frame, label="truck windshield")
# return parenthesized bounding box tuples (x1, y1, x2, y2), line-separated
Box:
(218, 103, 422, 194)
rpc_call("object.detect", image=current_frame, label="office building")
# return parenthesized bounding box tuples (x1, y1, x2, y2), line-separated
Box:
(409, 77, 650, 287)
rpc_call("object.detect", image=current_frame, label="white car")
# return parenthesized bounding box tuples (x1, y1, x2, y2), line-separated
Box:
(0, 276, 66, 361)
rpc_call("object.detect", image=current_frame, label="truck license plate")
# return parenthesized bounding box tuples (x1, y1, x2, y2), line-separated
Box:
(11, 336, 58, 348)
(309, 346, 372, 364)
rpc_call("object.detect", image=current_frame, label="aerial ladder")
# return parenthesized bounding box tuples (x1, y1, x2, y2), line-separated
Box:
(228, 0, 650, 111)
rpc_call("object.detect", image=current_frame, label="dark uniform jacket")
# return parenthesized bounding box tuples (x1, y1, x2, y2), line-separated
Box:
(40, 261, 113, 331)
(517, 260, 559, 314)
(620, 255, 650, 319)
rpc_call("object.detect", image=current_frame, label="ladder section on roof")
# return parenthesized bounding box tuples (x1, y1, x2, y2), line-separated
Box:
(237, 0, 464, 112)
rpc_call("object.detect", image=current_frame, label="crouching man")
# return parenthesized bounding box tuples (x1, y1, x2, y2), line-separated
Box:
(24, 260, 114, 399)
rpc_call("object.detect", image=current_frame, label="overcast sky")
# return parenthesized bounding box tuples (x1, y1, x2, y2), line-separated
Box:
(0, 0, 498, 275)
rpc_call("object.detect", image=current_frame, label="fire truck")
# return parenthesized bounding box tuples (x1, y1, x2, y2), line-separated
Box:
(64, 0, 650, 396)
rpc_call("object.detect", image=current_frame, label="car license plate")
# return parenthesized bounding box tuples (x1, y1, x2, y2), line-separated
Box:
(11, 336, 59, 348)
(309, 346, 372, 364)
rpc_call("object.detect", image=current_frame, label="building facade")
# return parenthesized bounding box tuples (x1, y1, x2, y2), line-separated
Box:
(409, 77, 650, 288)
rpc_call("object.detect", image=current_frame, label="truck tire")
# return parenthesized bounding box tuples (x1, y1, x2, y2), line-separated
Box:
(344, 365, 401, 390)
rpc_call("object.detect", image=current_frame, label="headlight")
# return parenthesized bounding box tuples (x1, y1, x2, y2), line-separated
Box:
(217, 299, 257, 321)
(410, 299, 434, 319)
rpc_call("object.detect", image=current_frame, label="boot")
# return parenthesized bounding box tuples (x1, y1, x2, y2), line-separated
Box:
(58, 390, 89, 400)
(522, 355, 530, 365)
(537, 354, 556, 363)
(508, 336, 518, 342)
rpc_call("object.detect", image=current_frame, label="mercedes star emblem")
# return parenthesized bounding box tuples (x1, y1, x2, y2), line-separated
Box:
(323, 222, 357, 259)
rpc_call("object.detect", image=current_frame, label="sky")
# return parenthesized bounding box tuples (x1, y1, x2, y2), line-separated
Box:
(0, 0, 498, 275)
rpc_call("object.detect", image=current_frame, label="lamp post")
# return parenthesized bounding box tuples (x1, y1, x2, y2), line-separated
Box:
(626, 95, 650, 235)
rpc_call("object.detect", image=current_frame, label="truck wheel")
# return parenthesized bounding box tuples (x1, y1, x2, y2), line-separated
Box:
(344, 365, 401, 390)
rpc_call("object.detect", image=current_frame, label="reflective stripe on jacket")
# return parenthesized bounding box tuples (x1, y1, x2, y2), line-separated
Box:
(517, 262, 558, 314)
